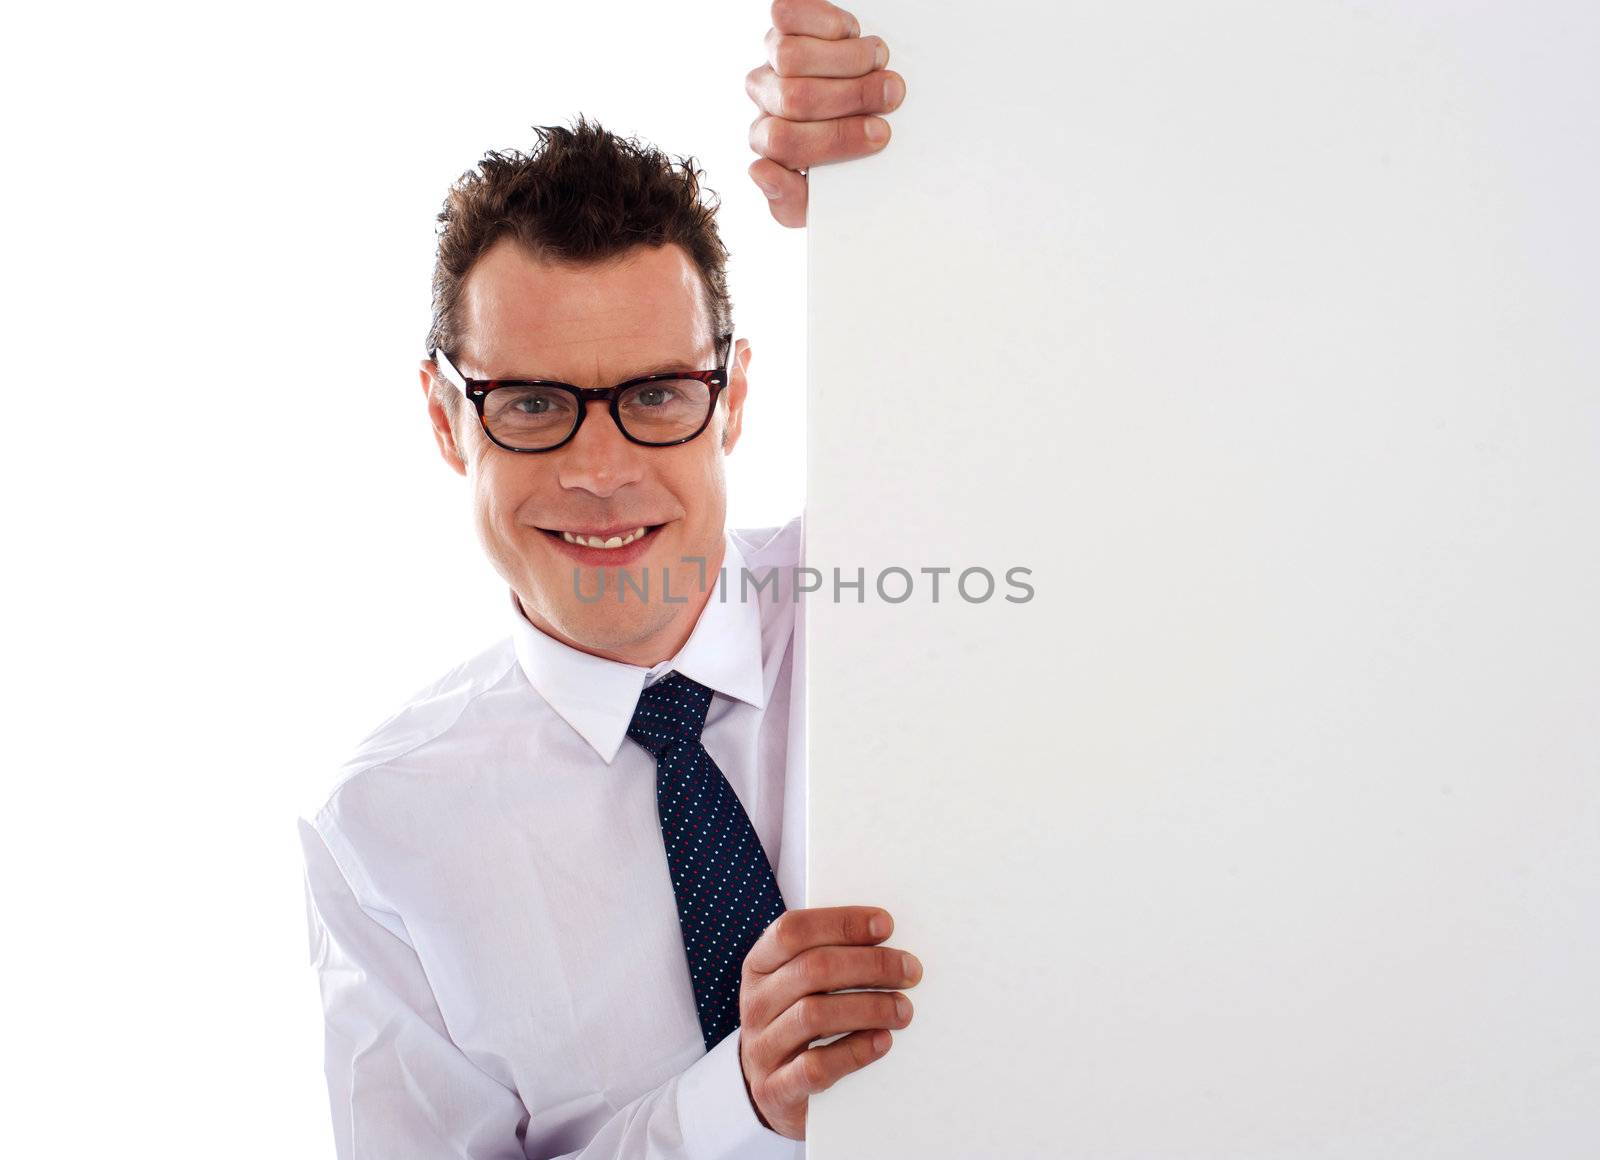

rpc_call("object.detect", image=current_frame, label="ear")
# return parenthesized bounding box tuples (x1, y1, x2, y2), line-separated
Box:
(419, 358, 469, 476)
(720, 338, 752, 454)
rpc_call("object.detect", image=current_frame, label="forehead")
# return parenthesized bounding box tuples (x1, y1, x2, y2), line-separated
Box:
(457, 239, 713, 379)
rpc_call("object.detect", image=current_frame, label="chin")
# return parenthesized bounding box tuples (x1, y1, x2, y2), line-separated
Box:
(558, 600, 676, 654)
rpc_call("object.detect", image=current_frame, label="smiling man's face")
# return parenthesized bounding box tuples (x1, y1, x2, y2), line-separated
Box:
(420, 237, 750, 666)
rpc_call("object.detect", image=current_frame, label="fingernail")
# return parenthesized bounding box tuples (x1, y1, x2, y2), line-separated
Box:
(874, 39, 888, 69)
(894, 994, 911, 1021)
(865, 117, 890, 144)
(755, 179, 780, 200)
(869, 912, 889, 938)
(882, 74, 905, 109)
(902, 952, 921, 979)
(872, 1030, 891, 1053)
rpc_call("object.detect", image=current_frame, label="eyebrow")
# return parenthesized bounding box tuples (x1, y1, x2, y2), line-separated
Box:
(488, 353, 709, 383)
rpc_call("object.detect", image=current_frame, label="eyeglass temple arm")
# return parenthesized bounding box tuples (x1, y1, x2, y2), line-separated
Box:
(431, 346, 468, 392)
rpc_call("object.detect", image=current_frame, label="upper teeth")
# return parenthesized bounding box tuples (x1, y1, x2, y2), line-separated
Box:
(562, 526, 648, 549)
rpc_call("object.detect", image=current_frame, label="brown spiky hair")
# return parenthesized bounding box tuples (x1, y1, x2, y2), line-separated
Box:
(426, 115, 733, 409)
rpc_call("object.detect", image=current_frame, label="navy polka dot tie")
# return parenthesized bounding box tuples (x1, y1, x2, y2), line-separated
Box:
(627, 671, 788, 1051)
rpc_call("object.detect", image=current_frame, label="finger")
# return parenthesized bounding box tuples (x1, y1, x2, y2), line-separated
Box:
(766, 1029, 892, 1106)
(753, 989, 912, 1071)
(748, 159, 809, 229)
(749, 114, 891, 172)
(744, 906, 891, 977)
(747, 943, 922, 1027)
(770, 0, 861, 39)
(747, 64, 906, 122)
(766, 29, 886, 78)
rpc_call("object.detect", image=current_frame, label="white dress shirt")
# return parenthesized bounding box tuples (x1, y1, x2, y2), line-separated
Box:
(299, 517, 807, 1159)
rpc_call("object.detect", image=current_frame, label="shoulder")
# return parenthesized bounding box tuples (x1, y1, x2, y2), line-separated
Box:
(729, 513, 803, 571)
(300, 635, 521, 831)
(728, 515, 803, 659)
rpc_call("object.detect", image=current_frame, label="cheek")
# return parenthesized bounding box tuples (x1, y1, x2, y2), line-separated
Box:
(669, 452, 727, 520)
(472, 467, 541, 539)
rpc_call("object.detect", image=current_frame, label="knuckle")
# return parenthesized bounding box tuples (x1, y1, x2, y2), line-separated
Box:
(798, 1049, 829, 1092)
(794, 994, 826, 1038)
(841, 908, 866, 943)
(740, 971, 767, 1020)
(879, 946, 903, 978)
(748, 115, 770, 155)
(816, 945, 848, 985)
(769, 0, 797, 32)
(742, 995, 765, 1030)
(771, 37, 800, 77)
(780, 77, 819, 120)
(847, 1033, 877, 1070)
(771, 910, 803, 958)
(795, 946, 828, 988)
(745, 65, 766, 103)
(830, 116, 856, 154)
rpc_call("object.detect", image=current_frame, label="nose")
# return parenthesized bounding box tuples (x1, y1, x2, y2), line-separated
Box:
(555, 401, 646, 499)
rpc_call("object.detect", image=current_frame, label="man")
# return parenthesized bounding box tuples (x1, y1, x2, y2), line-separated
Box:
(299, 2, 912, 1156)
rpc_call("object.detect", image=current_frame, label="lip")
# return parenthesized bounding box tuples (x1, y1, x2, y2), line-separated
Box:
(539, 523, 666, 567)
(546, 523, 649, 538)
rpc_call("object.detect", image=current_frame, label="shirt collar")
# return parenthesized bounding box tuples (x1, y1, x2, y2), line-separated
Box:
(508, 532, 768, 765)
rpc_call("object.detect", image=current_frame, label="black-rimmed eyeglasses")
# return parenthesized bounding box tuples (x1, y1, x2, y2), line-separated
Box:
(429, 332, 733, 453)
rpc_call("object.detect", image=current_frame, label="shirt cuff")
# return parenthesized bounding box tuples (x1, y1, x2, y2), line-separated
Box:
(677, 1026, 804, 1160)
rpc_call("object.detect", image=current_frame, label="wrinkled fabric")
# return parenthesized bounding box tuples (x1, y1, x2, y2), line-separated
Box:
(299, 520, 807, 1159)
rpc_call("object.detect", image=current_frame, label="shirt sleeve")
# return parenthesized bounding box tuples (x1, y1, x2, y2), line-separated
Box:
(300, 816, 531, 1158)
(542, 1026, 804, 1160)
(300, 816, 803, 1160)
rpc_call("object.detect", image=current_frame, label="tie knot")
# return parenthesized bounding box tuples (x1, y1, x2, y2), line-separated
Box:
(627, 671, 714, 758)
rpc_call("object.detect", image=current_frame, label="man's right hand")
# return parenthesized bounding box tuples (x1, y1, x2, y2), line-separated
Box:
(738, 905, 922, 1140)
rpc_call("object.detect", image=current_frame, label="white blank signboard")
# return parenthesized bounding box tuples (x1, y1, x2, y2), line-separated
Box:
(803, 3, 1600, 1157)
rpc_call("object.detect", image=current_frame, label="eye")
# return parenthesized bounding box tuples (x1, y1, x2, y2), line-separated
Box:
(633, 385, 679, 407)
(615, 378, 711, 441)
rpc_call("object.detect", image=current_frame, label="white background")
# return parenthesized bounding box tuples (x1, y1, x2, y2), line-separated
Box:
(2, 2, 802, 1154)
(805, 2, 1598, 1157)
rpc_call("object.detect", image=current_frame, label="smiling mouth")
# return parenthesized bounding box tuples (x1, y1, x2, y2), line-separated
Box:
(538, 524, 664, 550)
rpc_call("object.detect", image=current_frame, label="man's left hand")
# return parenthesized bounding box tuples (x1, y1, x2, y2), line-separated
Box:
(745, 0, 907, 228)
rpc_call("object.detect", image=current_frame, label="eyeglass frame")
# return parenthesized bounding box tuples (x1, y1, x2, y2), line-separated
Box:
(429, 331, 734, 453)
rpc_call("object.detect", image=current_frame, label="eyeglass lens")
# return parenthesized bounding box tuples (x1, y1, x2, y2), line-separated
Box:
(483, 378, 714, 449)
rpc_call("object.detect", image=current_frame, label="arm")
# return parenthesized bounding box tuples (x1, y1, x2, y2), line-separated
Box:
(299, 816, 799, 1159)
(745, 0, 906, 227)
